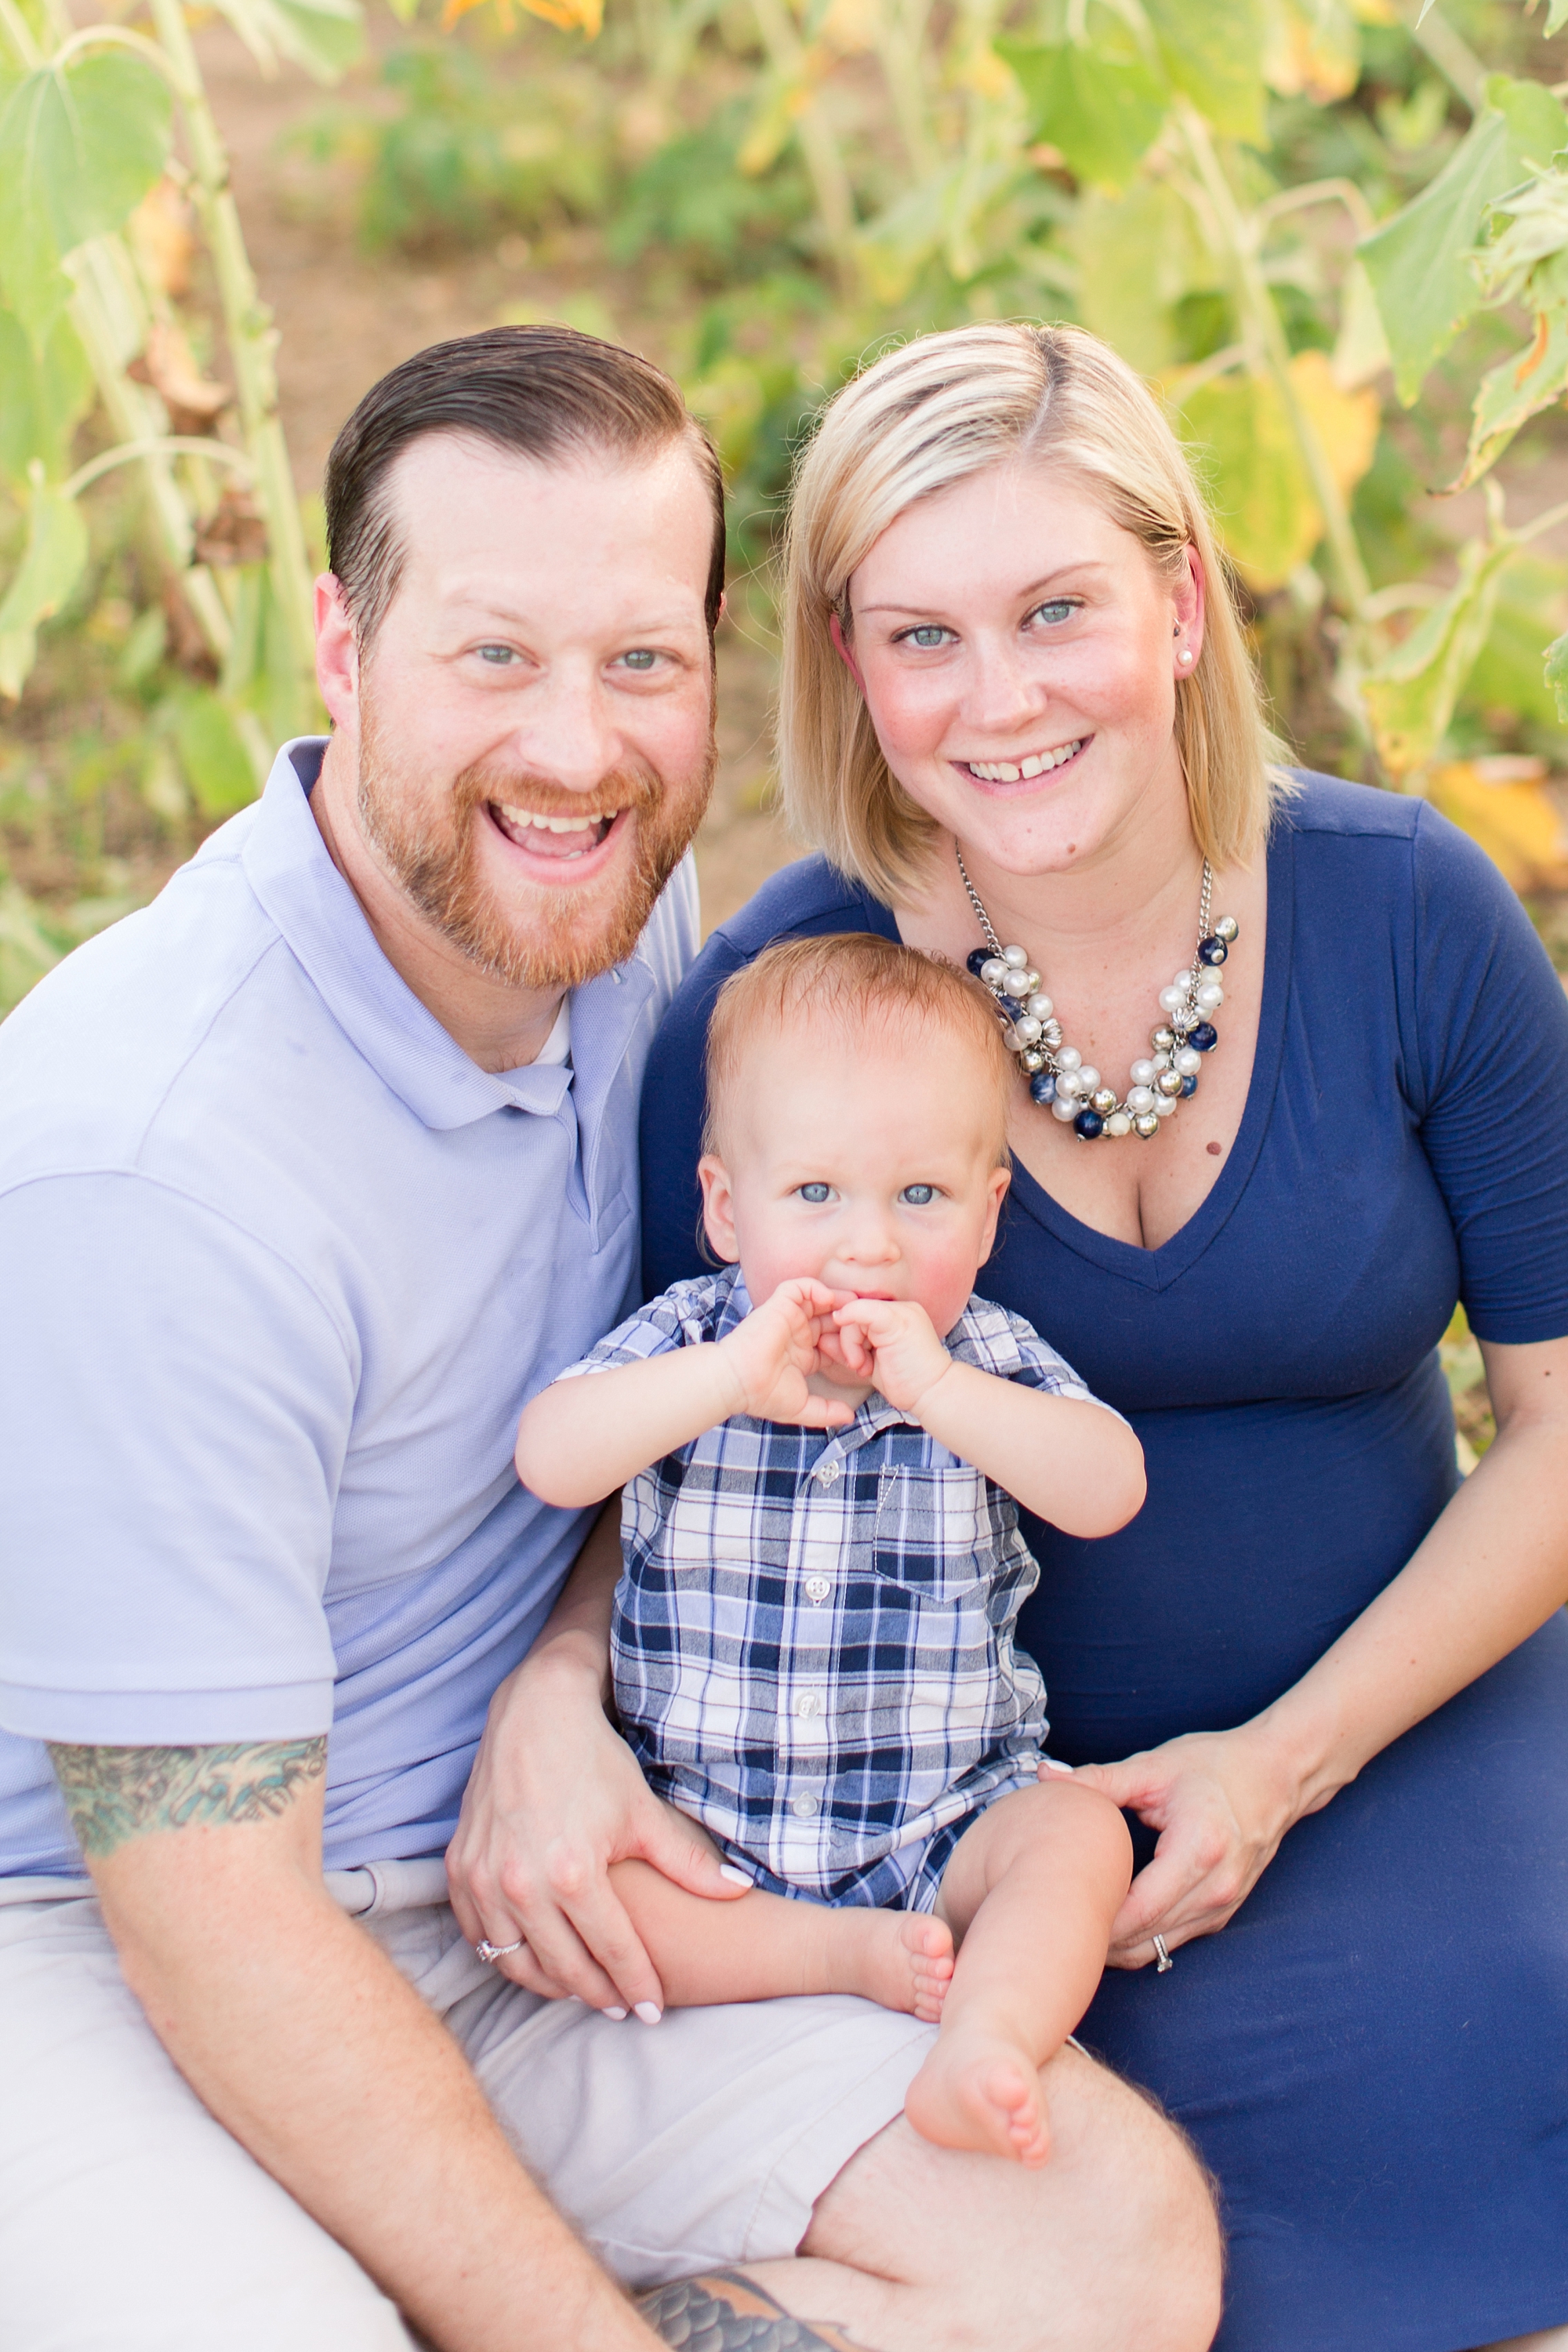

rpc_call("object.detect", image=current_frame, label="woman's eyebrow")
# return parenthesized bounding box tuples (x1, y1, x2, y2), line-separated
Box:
(855, 564, 1114, 617)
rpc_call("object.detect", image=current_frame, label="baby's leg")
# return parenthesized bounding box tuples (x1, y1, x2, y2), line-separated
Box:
(902, 1780, 1133, 2169)
(608, 1854, 953, 2021)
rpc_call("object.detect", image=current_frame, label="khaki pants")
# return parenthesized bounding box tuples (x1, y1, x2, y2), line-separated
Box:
(0, 1861, 934, 2350)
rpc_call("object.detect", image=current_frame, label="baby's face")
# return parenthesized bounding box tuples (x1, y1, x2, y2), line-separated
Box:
(699, 1016, 1011, 1344)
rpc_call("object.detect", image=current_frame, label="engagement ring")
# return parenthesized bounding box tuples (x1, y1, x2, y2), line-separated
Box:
(475, 1937, 524, 1965)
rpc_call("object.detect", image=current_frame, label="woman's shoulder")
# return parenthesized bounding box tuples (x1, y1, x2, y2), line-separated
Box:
(702, 852, 897, 967)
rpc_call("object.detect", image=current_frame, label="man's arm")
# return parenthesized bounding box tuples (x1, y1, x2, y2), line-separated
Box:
(49, 1737, 664, 2352)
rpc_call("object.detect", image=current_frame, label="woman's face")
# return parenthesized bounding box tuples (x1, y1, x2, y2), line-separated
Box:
(840, 460, 1203, 880)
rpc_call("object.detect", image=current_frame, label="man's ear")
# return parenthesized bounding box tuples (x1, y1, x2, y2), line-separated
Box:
(977, 1164, 1011, 1267)
(829, 612, 865, 691)
(698, 1153, 741, 1263)
(315, 575, 361, 731)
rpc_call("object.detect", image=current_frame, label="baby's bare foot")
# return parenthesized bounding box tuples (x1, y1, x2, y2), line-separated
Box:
(826, 1909, 954, 2022)
(903, 2027, 1051, 2166)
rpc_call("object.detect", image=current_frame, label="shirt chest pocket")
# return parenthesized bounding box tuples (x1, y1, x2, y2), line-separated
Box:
(873, 1465, 989, 1602)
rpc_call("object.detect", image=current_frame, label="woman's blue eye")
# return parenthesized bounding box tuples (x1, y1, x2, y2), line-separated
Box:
(1029, 601, 1076, 627)
(906, 626, 947, 649)
(900, 1184, 936, 1205)
(799, 1182, 831, 1203)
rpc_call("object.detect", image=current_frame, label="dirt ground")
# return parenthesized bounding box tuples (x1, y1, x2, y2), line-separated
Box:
(199, 24, 794, 937)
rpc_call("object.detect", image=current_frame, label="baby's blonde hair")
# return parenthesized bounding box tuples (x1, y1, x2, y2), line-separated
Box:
(702, 932, 1014, 1160)
(779, 321, 1291, 902)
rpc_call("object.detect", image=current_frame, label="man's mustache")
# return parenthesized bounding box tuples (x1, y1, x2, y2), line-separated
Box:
(452, 757, 663, 822)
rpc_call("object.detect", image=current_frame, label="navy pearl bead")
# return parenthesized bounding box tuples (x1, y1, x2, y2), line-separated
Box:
(1029, 1071, 1058, 1105)
(1197, 936, 1228, 966)
(967, 949, 993, 979)
(1073, 1107, 1105, 1140)
(1180, 1072, 1198, 1097)
(1189, 1021, 1218, 1052)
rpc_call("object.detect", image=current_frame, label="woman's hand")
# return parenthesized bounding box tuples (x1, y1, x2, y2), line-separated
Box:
(1069, 1723, 1307, 1968)
(446, 1651, 747, 2016)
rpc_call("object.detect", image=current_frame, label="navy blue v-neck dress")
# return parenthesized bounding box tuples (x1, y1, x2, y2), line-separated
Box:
(639, 775, 1568, 2352)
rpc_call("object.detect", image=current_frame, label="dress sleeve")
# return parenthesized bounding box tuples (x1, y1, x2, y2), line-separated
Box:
(0, 1172, 351, 1745)
(1406, 804, 1568, 1344)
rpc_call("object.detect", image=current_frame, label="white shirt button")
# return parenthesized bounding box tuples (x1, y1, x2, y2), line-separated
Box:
(804, 1575, 832, 1604)
(795, 1693, 822, 1718)
(790, 1792, 820, 1820)
(814, 1459, 840, 1486)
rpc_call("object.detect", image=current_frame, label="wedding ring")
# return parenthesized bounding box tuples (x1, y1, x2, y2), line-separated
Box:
(1152, 1933, 1173, 1973)
(474, 1937, 525, 1965)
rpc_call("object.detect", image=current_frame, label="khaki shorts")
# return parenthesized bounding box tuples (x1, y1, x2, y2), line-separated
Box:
(0, 1860, 935, 2351)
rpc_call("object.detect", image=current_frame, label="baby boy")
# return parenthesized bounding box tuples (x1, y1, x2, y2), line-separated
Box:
(517, 934, 1143, 2166)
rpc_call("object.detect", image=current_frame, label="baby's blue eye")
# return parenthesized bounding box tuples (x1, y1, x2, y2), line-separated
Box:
(900, 1184, 936, 1205)
(799, 1182, 831, 1203)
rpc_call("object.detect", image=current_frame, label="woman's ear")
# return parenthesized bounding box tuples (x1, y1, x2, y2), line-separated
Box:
(1173, 546, 1206, 673)
(698, 1154, 741, 1264)
(829, 611, 866, 691)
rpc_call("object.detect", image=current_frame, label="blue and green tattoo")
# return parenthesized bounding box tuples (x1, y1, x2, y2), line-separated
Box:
(47, 1738, 327, 1858)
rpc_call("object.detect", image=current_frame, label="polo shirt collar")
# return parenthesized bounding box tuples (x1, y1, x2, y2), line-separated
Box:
(241, 739, 655, 1134)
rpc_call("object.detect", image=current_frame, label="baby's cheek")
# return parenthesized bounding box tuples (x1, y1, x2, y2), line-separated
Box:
(913, 1239, 984, 1338)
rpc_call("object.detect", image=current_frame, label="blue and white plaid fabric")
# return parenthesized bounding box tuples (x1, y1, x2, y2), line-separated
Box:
(559, 1267, 1105, 1911)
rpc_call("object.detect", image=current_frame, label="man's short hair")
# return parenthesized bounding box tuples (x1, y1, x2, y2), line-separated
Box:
(324, 325, 726, 648)
(702, 931, 1015, 1160)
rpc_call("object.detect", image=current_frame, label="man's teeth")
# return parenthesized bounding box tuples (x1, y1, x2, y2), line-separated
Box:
(967, 740, 1083, 783)
(495, 803, 620, 835)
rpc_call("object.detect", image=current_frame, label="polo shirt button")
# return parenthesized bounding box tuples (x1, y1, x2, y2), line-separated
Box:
(794, 1693, 822, 1718)
(804, 1574, 832, 1604)
(814, 1459, 840, 1486)
(790, 1792, 819, 1819)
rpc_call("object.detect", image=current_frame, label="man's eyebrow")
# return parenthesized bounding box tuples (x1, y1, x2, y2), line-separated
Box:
(434, 586, 703, 631)
(855, 564, 1112, 616)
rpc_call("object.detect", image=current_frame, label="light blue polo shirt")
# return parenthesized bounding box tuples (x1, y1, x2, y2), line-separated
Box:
(0, 739, 698, 1878)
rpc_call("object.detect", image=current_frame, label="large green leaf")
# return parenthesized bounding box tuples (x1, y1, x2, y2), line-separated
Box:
(0, 476, 89, 699)
(1144, 0, 1266, 146)
(1360, 535, 1519, 779)
(1359, 76, 1568, 405)
(1455, 308, 1568, 489)
(1071, 179, 1221, 374)
(0, 54, 172, 347)
(1174, 370, 1319, 591)
(997, 39, 1167, 191)
(0, 306, 93, 485)
(170, 688, 258, 816)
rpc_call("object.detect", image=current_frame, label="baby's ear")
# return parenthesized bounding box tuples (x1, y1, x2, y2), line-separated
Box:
(977, 1163, 1011, 1264)
(697, 1153, 741, 1264)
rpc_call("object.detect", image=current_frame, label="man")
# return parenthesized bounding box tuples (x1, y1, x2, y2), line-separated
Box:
(0, 326, 1221, 2352)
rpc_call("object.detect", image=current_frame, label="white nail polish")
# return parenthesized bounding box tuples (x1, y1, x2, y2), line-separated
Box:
(718, 1864, 753, 1886)
(601, 2005, 628, 2020)
(633, 2001, 662, 2024)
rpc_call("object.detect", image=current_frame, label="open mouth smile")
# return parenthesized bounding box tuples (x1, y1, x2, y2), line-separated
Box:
(487, 801, 626, 862)
(960, 738, 1087, 784)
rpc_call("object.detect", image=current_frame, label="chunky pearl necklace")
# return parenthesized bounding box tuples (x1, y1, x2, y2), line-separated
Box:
(956, 845, 1240, 1141)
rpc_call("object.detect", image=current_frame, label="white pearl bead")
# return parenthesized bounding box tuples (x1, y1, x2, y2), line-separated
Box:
(1076, 1065, 1101, 1095)
(1022, 971, 1041, 995)
(1129, 1058, 1156, 1087)
(1105, 1111, 1132, 1138)
(981, 959, 1007, 989)
(1174, 1045, 1202, 1076)
(1056, 1045, 1082, 1072)
(1055, 1069, 1083, 1098)
(1013, 1015, 1042, 1044)
(1126, 1084, 1156, 1114)
(1196, 982, 1224, 1011)
(1158, 985, 1185, 1014)
(1051, 1094, 1079, 1122)
(1026, 993, 1053, 1022)
(1152, 1091, 1178, 1116)
(1003, 968, 1032, 997)
(1000, 1024, 1021, 1051)
(1172, 968, 1196, 991)
(1002, 944, 1029, 967)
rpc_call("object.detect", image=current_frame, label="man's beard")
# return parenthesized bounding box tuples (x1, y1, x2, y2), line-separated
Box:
(354, 700, 715, 993)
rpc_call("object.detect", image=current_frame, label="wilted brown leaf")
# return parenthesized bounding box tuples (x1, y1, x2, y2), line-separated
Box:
(193, 488, 268, 569)
(1429, 754, 1568, 890)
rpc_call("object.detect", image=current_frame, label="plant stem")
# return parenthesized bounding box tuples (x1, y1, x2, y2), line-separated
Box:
(143, 0, 317, 722)
(64, 436, 255, 501)
(1399, 0, 1486, 114)
(746, 0, 858, 276)
(1178, 100, 1372, 617)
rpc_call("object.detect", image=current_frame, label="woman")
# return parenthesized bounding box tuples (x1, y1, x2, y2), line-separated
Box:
(634, 325, 1568, 2351)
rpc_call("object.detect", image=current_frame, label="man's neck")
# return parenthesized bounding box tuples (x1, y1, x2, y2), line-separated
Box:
(311, 735, 566, 1075)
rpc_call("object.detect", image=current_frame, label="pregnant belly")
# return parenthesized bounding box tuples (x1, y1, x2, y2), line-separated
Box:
(1018, 1352, 1461, 1763)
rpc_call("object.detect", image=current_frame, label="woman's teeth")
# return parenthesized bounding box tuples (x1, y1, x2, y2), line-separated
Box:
(966, 740, 1083, 783)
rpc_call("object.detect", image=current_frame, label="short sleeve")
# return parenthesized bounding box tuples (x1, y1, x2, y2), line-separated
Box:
(954, 1298, 1117, 1412)
(554, 1280, 723, 1380)
(0, 1173, 354, 1744)
(1405, 805, 1568, 1344)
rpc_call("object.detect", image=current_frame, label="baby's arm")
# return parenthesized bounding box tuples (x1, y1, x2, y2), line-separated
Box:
(517, 1278, 855, 1508)
(833, 1301, 1145, 1539)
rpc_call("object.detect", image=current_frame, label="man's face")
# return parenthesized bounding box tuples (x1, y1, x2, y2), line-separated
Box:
(329, 434, 717, 993)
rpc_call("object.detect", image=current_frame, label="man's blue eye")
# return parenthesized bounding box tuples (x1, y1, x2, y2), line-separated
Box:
(477, 645, 515, 664)
(900, 1184, 935, 1205)
(622, 649, 658, 671)
(800, 1183, 831, 1203)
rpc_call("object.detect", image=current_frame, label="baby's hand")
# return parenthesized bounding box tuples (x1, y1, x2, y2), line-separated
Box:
(833, 1298, 952, 1416)
(719, 1278, 857, 1428)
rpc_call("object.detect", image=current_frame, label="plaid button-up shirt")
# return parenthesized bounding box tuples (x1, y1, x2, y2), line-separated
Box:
(561, 1268, 1106, 1910)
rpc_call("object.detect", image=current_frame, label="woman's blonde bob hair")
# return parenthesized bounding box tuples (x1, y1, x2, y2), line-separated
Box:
(779, 321, 1289, 902)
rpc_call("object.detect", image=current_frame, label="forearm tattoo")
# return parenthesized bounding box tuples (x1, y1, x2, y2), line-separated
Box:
(637, 2273, 877, 2351)
(47, 1739, 327, 1859)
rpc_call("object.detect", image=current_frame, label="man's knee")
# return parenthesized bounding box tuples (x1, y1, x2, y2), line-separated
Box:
(1058, 2056, 1223, 2352)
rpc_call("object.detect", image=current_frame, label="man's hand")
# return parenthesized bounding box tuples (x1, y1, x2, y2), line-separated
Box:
(831, 1298, 952, 1417)
(717, 1278, 857, 1428)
